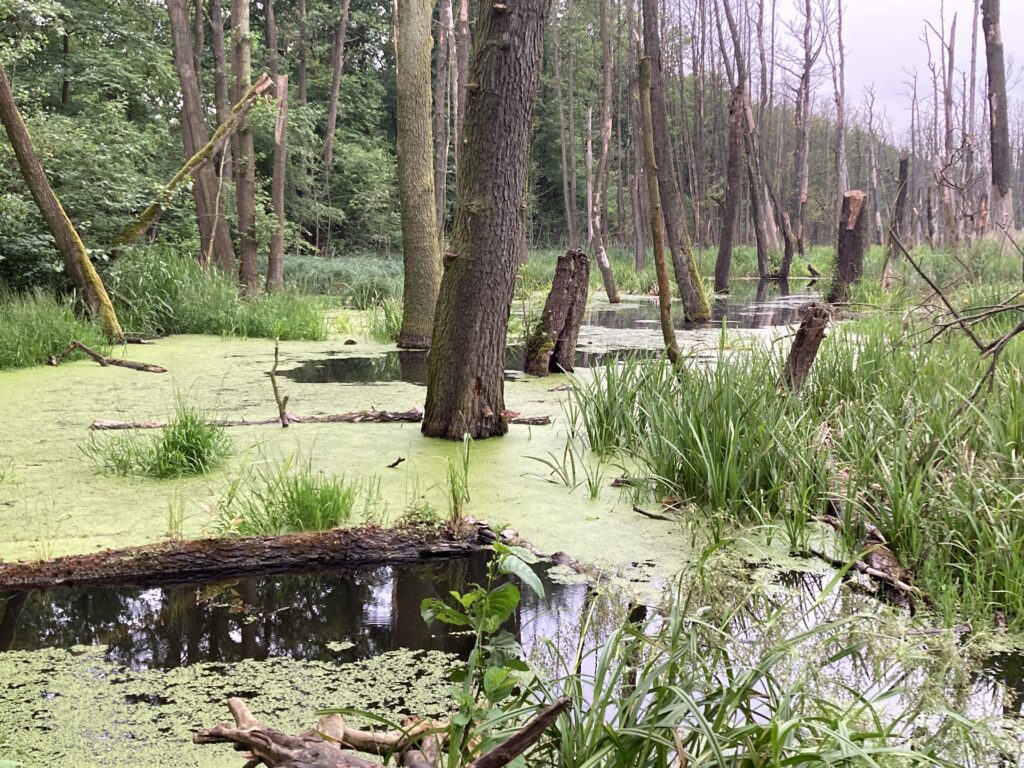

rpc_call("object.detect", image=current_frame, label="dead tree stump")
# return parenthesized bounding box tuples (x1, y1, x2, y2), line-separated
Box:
(827, 190, 868, 303)
(524, 249, 590, 375)
(780, 302, 831, 392)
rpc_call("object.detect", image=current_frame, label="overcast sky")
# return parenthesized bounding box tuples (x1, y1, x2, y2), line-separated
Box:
(840, 0, 1024, 137)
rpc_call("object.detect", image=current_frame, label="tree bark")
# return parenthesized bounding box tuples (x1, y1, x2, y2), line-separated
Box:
(882, 153, 910, 286)
(168, 0, 236, 272)
(640, 0, 709, 321)
(422, 0, 549, 440)
(322, 0, 353, 185)
(296, 0, 308, 104)
(589, 0, 620, 303)
(265, 0, 279, 78)
(781, 302, 830, 392)
(552, 16, 578, 247)
(208, 0, 234, 179)
(827, 190, 868, 303)
(434, 0, 454, 245)
(395, 0, 441, 350)
(0, 62, 123, 341)
(232, 0, 258, 293)
(639, 57, 679, 364)
(982, 0, 1015, 237)
(625, 0, 646, 270)
(566, 0, 579, 249)
(524, 250, 589, 375)
(715, 83, 743, 294)
(454, 0, 470, 185)
(268, 74, 288, 292)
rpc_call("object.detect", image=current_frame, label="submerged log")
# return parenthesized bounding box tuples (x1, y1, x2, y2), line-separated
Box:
(49, 341, 167, 373)
(827, 190, 868, 303)
(524, 249, 590, 375)
(780, 302, 831, 392)
(90, 409, 550, 430)
(0, 523, 492, 590)
(194, 696, 570, 768)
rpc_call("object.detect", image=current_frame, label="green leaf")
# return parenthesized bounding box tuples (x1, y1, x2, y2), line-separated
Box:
(483, 666, 515, 702)
(499, 554, 545, 598)
(421, 597, 471, 627)
(479, 582, 520, 633)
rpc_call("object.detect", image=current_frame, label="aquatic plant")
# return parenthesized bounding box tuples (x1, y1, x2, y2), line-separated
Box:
(105, 246, 328, 340)
(283, 252, 404, 307)
(83, 401, 232, 479)
(213, 457, 366, 536)
(365, 297, 404, 342)
(446, 433, 473, 529)
(0, 290, 107, 369)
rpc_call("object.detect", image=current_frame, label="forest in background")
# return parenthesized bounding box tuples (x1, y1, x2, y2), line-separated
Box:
(3, 0, 1021, 295)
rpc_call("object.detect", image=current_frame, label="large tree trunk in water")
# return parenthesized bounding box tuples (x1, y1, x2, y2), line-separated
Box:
(715, 84, 743, 293)
(982, 0, 1015, 242)
(639, 58, 679, 364)
(207, 0, 234, 179)
(589, 0, 620, 303)
(524, 250, 589, 375)
(168, 0, 235, 272)
(433, 0, 453, 245)
(0, 63, 123, 341)
(827, 190, 867, 303)
(422, 0, 548, 440)
(395, 0, 441, 350)
(267, 75, 288, 292)
(232, 0, 258, 294)
(640, 0, 709, 321)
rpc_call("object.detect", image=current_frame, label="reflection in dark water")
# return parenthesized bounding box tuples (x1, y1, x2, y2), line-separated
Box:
(979, 651, 1024, 717)
(0, 552, 589, 671)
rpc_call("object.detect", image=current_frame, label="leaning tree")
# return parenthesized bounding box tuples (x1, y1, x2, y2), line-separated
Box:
(422, 0, 550, 440)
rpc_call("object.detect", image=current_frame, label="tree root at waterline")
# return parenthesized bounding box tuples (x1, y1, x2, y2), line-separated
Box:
(194, 696, 571, 768)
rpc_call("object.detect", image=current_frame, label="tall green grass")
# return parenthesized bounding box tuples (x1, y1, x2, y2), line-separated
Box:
(83, 401, 232, 478)
(0, 291, 108, 369)
(284, 253, 404, 308)
(570, 317, 1024, 627)
(106, 247, 328, 340)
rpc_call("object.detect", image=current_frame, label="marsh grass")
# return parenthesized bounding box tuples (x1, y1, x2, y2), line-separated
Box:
(0, 290, 108, 369)
(213, 457, 366, 536)
(365, 297, 404, 342)
(447, 433, 472, 528)
(106, 247, 328, 340)
(570, 318, 1024, 627)
(283, 253, 404, 307)
(83, 402, 232, 478)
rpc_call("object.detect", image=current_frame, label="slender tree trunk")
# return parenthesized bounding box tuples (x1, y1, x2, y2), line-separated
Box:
(715, 83, 743, 293)
(265, 0, 279, 79)
(625, 0, 646, 270)
(296, 0, 308, 104)
(208, 0, 234, 180)
(267, 75, 288, 292)
(640, 0, 709, 320)
(882, 153, 909, 286)
(965, 0, 980, 232)
(169, 0, 235, 272)
(395, 0, 441, 350)
(193, 0, 205, 77)
(434, 0, 453, 245)
(585, 107, 594, 245)
(454, 0, 470, 185)
(589, 0, 620, 302)
(0, 62, 123, 341)
(552, 16, 578, 247)
(639, 57, 679, 363)
(422, 0, 549, 440)
(982, 0, 1015, 238)
(60, 33, 71, 111)
(830, 0, 849, 203)
(322, 0, 353, 185)
(566, 0, 579, 249)
(232, 0, 258, 293)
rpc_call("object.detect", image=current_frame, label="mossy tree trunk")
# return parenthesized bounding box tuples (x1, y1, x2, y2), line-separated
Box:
(640, 0, 710, 321)
(422, 0, 549, 440)
(395, 0, 441, 350)
(232, 0, 259, 294)
(0, 62, 123, 342)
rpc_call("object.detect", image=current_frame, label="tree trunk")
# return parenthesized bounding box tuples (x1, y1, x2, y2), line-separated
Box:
(640, 0, 709, 321)
(566, 0, 579, 249)
(589, 0, 620, 303)
(208, 0, 234, 180)
(454, 0, 470, 185)
(396, 0, 441, 350)
(625, 0, 646, 270)
(296, 0, 308, 104)
(639, 57, 679, 364)
(422, 0, 549, 440)
(265, 0, 279, 79)
(585, 107, 594, 245)
(552, 17, 578, 248)
(982, 0, 1015, 238)
(168, 0, 236, 272)
(433, 0, 453, 246)
(781, 302, 830, 392)
(524, 250, 589, 375)
(60, 32, 71, 111)
(267, 75, 288, 292)
(827, 190, 868, 303)
(788, 0, 814, 265)
(882, 153, 910, 286)
(715, 83, 743, 294)
(192, 0, 205, 77)
(0, 63, 123, 341)
(322, 0, 353, 189)
(232, 0, 258, 293)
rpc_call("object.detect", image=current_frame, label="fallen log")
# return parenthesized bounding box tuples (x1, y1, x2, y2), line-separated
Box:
(49, 340, 167, 374)
(0, 522, 493, 591)
(89, 409, 551, 430)
(524, 249, 590, 375)
(194, 696, 571, 768)
(779, 302, 831, 392)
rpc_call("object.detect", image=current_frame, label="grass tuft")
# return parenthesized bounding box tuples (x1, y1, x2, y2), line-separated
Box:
(0, 290, 108, 370)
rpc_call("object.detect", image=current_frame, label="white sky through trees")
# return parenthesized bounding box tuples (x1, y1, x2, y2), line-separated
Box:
(840, 0, 1024, 135)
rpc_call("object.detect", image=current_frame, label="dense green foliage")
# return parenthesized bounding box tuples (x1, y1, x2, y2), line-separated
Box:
(0, 290, 106, 369)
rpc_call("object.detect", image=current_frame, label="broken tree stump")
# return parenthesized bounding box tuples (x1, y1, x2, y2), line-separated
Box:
(827, 190, 869, 303)
(780, 302, 831, 392)
(524, 249, 590, 375)
(49, 341, 167, 373)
